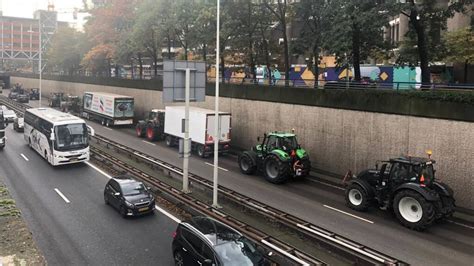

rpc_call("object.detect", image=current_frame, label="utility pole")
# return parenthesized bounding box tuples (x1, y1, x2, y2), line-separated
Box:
(212, 0, 221, 208)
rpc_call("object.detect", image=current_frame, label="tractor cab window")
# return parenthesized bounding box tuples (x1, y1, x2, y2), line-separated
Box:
(390, 163, 409, 183)
(265, 135, 278, 151)
(149, 112, 157, 120)
(280, 136, 298, 151)
(420, 165, 434, 184)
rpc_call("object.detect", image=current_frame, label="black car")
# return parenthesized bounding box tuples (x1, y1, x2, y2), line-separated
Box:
(104, 176, 155, 217)
(172, 216, 270, 266)
(8, 91, 18, 100)
(17, 94, 30, 103)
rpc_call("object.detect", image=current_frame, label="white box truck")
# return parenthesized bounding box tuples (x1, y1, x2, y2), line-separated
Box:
(163, 106, 231, 157)
(82, 92, 134, 127)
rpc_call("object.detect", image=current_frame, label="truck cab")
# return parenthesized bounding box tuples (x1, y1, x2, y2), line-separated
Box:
(0, 111, 7, 149)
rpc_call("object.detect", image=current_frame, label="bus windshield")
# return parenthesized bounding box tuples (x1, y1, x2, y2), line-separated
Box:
(54, 123, 88, 151)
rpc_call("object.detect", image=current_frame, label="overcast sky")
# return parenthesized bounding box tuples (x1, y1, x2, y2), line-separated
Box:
(1, 0, 89, 29)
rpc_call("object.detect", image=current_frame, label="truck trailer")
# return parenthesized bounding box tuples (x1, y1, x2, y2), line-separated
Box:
(82, 92, 134, 127)
(137, 106, 231, 157)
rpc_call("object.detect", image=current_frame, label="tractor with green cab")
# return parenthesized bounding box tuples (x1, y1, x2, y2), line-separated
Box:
(238, 131, 311, 184)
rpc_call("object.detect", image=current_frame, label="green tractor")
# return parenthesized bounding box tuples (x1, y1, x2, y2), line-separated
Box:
(238, 132, 311, 184)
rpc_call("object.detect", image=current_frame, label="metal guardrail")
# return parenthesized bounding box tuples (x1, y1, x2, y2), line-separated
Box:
(0, 96, 406, 265)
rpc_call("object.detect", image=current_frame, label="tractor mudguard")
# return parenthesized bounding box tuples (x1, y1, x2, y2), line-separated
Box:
(242, 150, 258, 166)
(347, 179, 374, 199)
(394, 183, 440, 201)
(432, 181, 454, 197)
(270, 149, 290, 162)
(136, 120, 146, 127)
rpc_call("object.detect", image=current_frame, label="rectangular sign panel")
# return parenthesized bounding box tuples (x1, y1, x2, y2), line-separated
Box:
(163, 60, 206, 103)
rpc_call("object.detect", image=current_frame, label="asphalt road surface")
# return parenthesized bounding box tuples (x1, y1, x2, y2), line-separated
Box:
(0, 124, 176, 265)
(6, 92, 474, 265)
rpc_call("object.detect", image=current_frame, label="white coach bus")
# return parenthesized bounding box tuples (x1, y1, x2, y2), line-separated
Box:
(24, 108, 93, 165)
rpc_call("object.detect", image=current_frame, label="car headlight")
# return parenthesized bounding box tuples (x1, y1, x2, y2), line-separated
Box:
(125, 201, 134, 208)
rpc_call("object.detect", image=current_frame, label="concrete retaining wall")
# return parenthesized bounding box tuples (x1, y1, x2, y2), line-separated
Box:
(12, 77, 473, 209)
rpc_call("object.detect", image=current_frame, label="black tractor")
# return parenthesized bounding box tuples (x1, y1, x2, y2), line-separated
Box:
(136, 109, 165, 141)
(344, 153, 455, 231)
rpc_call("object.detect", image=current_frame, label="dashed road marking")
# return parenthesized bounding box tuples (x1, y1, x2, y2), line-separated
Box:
(446, 220, 474, 230)
(20, 153, 29, 161)
(142, 140, 156, 146)
(204, 162, 229, 172)
(54, 188, 71, 203)
(323, 204, 374, 224)
(102, 127, 113, 131)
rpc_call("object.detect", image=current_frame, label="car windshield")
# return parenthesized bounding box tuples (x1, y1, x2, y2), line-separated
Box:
(3, 110, 15, 117)
(54, 123, 88, 151)
(214, 236, 264, 266)
(121, 182, 146, 196)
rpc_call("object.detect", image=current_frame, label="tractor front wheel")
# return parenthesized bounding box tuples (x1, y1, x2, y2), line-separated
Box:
(345, 184, 370, 211)
(393, 190, 435, 231)
(136, 124, 145, 137)
(263, 155, 289, 184)
(238, 153, 256, 175)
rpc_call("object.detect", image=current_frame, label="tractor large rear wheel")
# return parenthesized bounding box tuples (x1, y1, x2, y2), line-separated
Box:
(393, 190, 435, 231)
(146, 124, 158, 141)
(263, 155, 289, 184)
(238, 153, 256, 175)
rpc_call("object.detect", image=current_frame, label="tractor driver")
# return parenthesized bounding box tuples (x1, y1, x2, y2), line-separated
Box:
(280, 137, 294, 152)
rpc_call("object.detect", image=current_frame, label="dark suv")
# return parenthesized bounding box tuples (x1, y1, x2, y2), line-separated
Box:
(103, 176, 155, 217)
(172, 216, 270, 266)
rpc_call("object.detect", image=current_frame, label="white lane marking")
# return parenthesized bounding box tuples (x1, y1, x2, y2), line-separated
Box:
(142, 140, 156, 146)
(323, 205, 374, 224)
(307, 178, 345, 190)
(204, 162, 229, 172)
(20, 153, 29, 161)
(85, 161, 113, 179)
(155, 205, 181, 223)
(102, 127, 113, 131)
(54, 188, 71, 203)
(261, 239, 310, 266)
(446, 220, 474, 230)
(86, 162, 182, 224)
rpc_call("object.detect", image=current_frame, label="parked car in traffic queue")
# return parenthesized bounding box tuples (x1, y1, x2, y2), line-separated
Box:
(104, 176, 155, 217)
(172, 216, 271, 266)
(1, 109, 17, 122)
(17, 94, 30, 103)
(13, 117, 24, 132)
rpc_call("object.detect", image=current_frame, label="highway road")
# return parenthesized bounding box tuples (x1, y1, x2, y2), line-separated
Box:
(83, 111, 474, 265)
(6, 93, 474, 265)
(0, 124, 176, 265)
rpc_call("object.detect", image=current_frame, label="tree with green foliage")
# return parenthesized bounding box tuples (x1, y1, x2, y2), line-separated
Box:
(443, 27, 474, 83)
(193, 1, 216, 63)
(294, 0, 331, 88)
(324, 0, 395, 82)
(262, 0, 293, 86)
(171, 0, 199, 60)
(397, 0, 473, 84)
(46, 27, 88, 76)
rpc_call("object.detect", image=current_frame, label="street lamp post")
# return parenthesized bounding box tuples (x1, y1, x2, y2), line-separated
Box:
(212, 0, 221, 208)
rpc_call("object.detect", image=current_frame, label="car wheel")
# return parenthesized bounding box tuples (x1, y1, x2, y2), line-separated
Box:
(345, 184, 370, 211)
(393, 190, 435, 231)
(119, 205, 128, 218)
(104, 194, 109, 205)
(174, 250, 185, 266)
